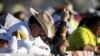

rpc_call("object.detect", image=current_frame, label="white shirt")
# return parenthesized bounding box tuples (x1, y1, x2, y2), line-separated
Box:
(27, 36, 50, 55)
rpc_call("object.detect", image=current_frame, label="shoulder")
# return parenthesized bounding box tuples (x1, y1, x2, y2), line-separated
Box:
(68, 26, 91, 41)
(18, 25, 29, 34)
(71, 26, 91, 37)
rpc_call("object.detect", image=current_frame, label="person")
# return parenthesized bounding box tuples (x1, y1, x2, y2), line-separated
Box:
(13, 11, 27, 21)
(0, 13, 29, 53)
(0, 28, 27, 53)
(6, 9, 52, 55)
(0, 29, 9, 52)
(26, 10, 55, 55)
(68, 15, 100, 54)
(29, 8, 69, 55)
(48, 9, 69, 55)
(12, 7, 69, 55)
(52, 1, 80, 35)
(13, 11, 28, 27)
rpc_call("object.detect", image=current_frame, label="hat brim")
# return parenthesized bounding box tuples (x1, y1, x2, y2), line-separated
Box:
(30, 7, 56, 38)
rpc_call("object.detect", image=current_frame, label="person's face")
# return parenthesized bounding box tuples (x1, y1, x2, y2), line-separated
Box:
(19, 13, 27, 21)
(29, 23, 45, 38)
(0, 39, 8, 48)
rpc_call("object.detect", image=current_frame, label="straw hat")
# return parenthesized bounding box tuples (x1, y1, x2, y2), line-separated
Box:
(30, 7, 56, 38)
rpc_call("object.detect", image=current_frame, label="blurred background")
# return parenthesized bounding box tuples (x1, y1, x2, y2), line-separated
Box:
(0, 0, 100, 15)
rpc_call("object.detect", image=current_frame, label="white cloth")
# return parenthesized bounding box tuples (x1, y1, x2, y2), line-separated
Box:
(27, 36, 50, 55)
(29, 46, 50, 55)
(17, 47, 27, 53)
(4, 13, 21, 30)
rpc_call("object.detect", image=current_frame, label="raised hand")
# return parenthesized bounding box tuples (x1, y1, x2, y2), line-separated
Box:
(61, 9, 70, 22)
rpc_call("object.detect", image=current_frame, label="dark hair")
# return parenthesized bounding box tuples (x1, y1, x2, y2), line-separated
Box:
(13, 11, 23, 18)
(78, 16, 90, 27)
(85, 16, 100, 30)
(28, 15, 41, 26)
(0, 39, 9, 44)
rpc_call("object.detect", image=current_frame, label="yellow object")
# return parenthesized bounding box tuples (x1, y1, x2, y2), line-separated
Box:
(68, 26, 96, 50)
(13, 30, 28, 40)
(70, 17, 79, 31)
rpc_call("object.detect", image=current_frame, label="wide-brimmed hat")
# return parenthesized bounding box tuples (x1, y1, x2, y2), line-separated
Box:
(30, 7, 56, 38)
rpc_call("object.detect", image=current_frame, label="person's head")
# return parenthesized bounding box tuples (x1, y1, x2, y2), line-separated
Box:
(63, 1, 73, 12)
(28, 15, 45, 38)
(28, 16, 51, 42)
(13, 11, 27, 21)
(29, 8, 56, 39)
(85, 16, 100, 37)
(0, 39, 8, 48)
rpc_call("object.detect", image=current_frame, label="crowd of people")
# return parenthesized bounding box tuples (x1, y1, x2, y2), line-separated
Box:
(0, 1, 100, 56)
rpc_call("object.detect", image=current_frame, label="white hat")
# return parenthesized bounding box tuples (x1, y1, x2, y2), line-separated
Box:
(30, 7, 56, 38)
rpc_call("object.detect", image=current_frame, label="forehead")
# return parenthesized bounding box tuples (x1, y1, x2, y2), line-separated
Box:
(30, 23, 41, 27)
(29, 23, 43, 30)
